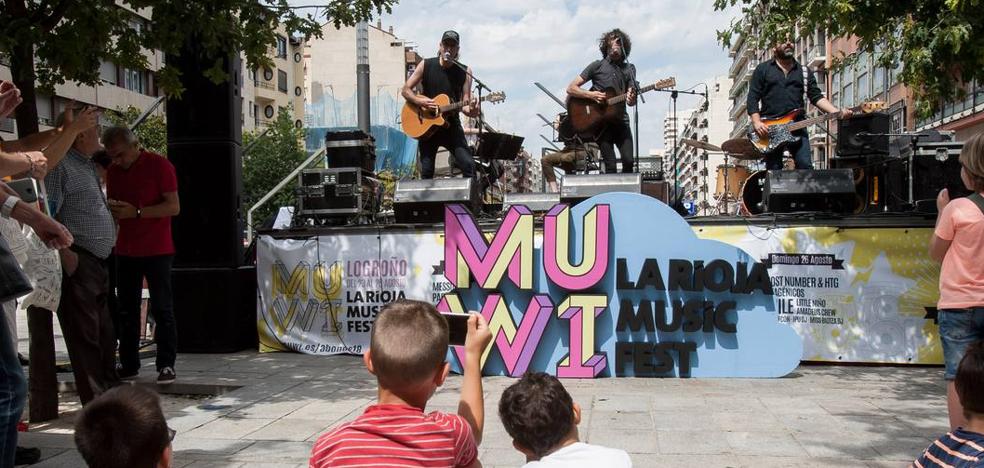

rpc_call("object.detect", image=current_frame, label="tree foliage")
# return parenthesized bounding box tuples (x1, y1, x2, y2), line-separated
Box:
(0, 0, 395, 136)
(242, 108, 308, 227)
(713, 0, 984, 117)
(104, 106, 168, 156)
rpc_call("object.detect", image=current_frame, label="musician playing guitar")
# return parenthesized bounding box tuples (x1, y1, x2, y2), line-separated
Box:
(566, 28, 637, 174)
(748, 40, 852, 170)
(401, 30, 479, 179)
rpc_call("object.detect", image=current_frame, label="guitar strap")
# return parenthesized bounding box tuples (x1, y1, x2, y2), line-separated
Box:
(802, 65, 810, 115)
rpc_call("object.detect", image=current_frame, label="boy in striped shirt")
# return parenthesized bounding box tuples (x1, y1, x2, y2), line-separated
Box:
(310, 299, 492, 467)
(913, 340, 984, 467)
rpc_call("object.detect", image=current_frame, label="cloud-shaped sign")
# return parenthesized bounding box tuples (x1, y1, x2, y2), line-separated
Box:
(441, 192, 802, 378)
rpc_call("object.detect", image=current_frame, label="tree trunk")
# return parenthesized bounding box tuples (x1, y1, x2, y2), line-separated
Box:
(27, 306, 58, 422)
(10, 41, 40, 138)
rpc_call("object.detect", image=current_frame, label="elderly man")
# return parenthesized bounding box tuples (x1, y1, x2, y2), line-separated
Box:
(45, 112, 120, 405)
(103, 127, 180, 385)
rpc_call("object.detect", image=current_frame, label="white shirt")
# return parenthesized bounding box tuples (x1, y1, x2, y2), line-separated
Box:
(523, 442, 633, 468)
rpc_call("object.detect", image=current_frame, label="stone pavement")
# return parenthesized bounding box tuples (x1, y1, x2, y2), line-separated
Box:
(15, 348, 946, 468)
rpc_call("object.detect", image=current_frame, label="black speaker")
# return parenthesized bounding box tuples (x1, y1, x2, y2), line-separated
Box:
(166, 48, 242, 145)
(763, 169, 857, 214)
(912, 151, 973, 211)
(830, 155, 906, 213)
(173, 266, 258, 353)
(837, 113, 890, 156)
(168, 141, 244, 267)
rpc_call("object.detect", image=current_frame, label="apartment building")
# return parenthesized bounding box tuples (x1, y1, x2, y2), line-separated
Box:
(242, 25, 306, 133)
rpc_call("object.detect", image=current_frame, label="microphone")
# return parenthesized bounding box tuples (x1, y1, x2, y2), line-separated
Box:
(443, 51, 452, 62)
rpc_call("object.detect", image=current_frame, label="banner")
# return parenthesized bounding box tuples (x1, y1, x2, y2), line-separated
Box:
(693, 224, 942, 364)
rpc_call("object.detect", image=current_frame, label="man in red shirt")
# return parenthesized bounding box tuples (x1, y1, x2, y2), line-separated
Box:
(103, 127, 180, 384)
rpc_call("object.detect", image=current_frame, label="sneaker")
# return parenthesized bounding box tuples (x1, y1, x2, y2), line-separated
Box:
(157, 367, 176, 385)
(117, 366, 139, 380)
(15, 446, 41, 465)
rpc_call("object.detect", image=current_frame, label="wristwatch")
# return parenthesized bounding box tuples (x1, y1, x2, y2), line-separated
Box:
(1, 195, 20, 219)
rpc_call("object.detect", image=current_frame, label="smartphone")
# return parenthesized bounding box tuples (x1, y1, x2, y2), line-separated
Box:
(444, 313, 469, 346)
(7, 178, 38, 203)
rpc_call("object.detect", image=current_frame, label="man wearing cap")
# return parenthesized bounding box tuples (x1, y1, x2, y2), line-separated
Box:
(402, 30, 480, 179)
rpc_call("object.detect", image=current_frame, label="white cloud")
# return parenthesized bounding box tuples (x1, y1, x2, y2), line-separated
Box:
(295, 0, 740, 158)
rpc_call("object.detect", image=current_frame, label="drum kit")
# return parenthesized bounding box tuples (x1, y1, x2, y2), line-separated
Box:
(679, 137, 765, 216)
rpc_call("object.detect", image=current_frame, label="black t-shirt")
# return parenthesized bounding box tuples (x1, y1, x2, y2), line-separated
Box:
(580, 57, 636, 94)
(746, 59, 824, 118)
(421, 57, 467, 122)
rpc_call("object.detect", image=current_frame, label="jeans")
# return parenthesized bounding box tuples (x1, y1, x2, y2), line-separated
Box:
(765, 132, 813, 170)
(597, 118, 634, 174)
(116, 255, 176, 373)
(0, 299, 25, 468)
(938, 308, 984, 380)
(418, 123, 475, 179)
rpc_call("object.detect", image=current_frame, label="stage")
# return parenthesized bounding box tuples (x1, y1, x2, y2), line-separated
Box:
(256, 198, 943, 377)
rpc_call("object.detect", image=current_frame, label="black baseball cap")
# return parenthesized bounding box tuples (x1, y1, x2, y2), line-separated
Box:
(441, 30, 460, 45)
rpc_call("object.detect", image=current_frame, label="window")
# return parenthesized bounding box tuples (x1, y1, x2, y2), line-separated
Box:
(122, 68, 146, 94)
(277, 69, 287, 93)
(99, 61, 117, 85)
(294, 52, 302, 63)
(294, 86, 302, 97)
(873, 67, 886, 96)
(276, 35, 288, 59)
(263, 68, 274, 81)
(264, 105, 274, 118)
(842, 82, 853, 107)
(856, 70, 869, 102)
(253, 104, 259, 119)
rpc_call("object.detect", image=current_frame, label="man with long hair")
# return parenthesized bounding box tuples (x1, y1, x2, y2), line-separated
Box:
(566, 28, 637, 174)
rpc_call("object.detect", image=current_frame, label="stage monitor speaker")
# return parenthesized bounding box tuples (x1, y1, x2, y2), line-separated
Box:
(560, 173, 642, 205)
(173, 266, 258, 353)
(168, 141, 244, 268)
(503, 192, 560, 213)
(836, 113, 890, 157)
(641, 180, 670, 204)
(393, 178, 478, 223)
(166, 46, 242, 145)
(763, 169, 856, 214)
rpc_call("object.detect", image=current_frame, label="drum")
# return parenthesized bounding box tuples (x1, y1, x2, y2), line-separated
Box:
(739, 170, 767, 216)
(715, 164, 750, 199)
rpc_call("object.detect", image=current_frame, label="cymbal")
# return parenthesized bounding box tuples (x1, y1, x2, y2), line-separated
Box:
(720, 138, 762, 160)
(680, 138, 722, 152)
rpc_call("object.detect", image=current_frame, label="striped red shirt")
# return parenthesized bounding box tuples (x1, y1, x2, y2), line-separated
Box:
(309, 404, 478, 468)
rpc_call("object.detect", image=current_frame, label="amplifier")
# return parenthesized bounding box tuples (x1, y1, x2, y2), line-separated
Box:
(325, 130, 376, 172)
(763, 169, 856, 214)
(394, 178, 478, 223)
(297, 168, 377, 217)
(503, 192, 560, 213)
(837, 113, 890, 156)
(560, 173, 642, 204)
(913, 142, 973, 210)
(641, 180, 669, 204)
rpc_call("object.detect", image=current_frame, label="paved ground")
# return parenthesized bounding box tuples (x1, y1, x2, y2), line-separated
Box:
(12, 351, 943, 468)
(14, 318, 945, 467)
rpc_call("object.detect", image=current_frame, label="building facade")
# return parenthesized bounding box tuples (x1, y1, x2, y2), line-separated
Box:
(242, 25, 307, 133)
(673, 76, 734, 214)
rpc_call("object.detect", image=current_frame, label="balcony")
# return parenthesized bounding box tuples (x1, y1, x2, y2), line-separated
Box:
(256, 118, 274, 127)
(255, 80, 275, 91)
(808, 44, 827, 68)
(729, 100, 747, 121)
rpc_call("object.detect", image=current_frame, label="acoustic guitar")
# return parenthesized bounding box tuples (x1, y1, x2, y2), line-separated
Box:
(566, 77, 675, 140)
(401, 91, 506, 140)
(746, 101, 887, 154)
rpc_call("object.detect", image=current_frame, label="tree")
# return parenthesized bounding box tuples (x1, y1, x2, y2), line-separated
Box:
(713, 0, 984, 117)
(104, 106, 167, 156)
(0, 0, 395, 137)
(242, 107, 307, 227)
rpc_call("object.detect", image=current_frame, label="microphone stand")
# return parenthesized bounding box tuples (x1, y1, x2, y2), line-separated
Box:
(651, 87, 705, 205)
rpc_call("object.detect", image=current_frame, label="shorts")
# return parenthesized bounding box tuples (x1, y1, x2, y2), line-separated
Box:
(938, 308, 984, 380)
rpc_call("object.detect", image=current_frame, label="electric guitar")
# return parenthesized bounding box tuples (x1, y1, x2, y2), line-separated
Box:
(401, 91, 506, 140)
(566, 77, 675, 140)
(747, 101, 887, 154)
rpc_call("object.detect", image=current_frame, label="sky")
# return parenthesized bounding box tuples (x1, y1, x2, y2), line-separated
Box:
(295, 0, 740, 157)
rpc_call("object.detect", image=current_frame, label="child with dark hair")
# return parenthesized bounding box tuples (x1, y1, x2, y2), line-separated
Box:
(930, 131, 984, 429)
(309, 299, 492, 467)
(74, 385, 174, 468)
(499, 372, 631, 467)
(914, 340, 984, 467)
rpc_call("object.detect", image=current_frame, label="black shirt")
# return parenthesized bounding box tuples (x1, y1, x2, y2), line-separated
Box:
(421, 57, 467, 123)
(746, 59, 824, 118)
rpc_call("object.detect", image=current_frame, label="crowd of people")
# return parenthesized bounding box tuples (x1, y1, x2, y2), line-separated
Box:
(0, 80, 179, 466)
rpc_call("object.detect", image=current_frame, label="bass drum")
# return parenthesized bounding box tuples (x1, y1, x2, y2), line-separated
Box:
(739, 170, 767, 216)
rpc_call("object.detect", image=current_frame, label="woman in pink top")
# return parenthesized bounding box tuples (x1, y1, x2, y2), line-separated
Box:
(930, 132, 984, 430)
